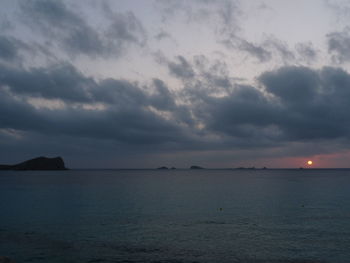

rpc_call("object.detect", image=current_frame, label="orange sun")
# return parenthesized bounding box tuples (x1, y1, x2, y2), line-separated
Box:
(307, 160, 313, 166)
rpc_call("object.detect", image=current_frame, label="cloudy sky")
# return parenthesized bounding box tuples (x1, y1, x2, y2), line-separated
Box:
(1, 0, 350, 168)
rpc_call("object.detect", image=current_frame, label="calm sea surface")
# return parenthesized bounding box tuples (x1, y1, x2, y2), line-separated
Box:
(1, 169, 350, 263)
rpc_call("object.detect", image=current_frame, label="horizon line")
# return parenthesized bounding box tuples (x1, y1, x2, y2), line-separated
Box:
(66, 167, 350, 170)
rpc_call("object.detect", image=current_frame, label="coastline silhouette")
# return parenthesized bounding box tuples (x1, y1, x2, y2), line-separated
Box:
(0, 156, 68, 170)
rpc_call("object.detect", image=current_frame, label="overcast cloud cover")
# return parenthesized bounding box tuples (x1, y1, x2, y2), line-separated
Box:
(1, 0, 350, 168)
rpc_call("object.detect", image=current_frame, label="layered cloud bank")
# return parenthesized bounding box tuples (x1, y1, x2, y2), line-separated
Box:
(1, 0, 350, 167)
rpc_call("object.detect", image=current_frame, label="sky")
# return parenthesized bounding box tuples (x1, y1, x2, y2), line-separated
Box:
(1, 0, 350, 168)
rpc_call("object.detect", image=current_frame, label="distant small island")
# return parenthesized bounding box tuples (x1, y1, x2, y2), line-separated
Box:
(190, 165, 204, 169)
(236, 167, 256, 170)
(0, 156, 68, 170)
(157, 166, 177, 170)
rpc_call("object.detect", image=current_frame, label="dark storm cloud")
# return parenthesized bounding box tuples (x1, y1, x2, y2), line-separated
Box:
(0, 62, 178, 112)
(0, 63, 94, 102)
(0, 60, 193, 148)
(3, 40, 350, 160)
(260, 66, 319, 103)
(0, 81, 186, 146)
(327, 27, 350, 63)
(163, 54, 350, 145)
(192, 64, 350, 144)
(197, 85, 281, 142)
(0, 90, 44, 132)
(20, 0, 146, 58)
(258, 66, 350, 140)
(92, 78, 146, 106)
(0, 62, 185, 127)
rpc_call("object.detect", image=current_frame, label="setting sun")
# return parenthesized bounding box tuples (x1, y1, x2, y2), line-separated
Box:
(307, 160, 313, 166)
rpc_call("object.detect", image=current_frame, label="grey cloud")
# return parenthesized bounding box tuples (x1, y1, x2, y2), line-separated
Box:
(92, 78, 146, 107)
(154, 0, 185, 21)
(21, 0, 78, 26)
(155, 0, 241, 36)
(295, 42, 318, 62)
(327, 27, 350, 63)
(223, 36, 295, 63)
(264, 37, 295, 62)
(0, 35, 21, 61)
(155, 31, 171, 41)
(168, 56, 195, 79)
(325, 0, 350, 23)
(20, 0, 104, 56)
(105, 11, 147, 48)
(234, 38, 272, 62)
(153, 50, 168, 65)
(101, 2, 147, 47)
(20, 0, 146, 58)
(216, 0, 241, 35)
(193, 55, 232, 91)
(167, 54, 232, 92)
(154, 30, 177, 45)
(0, 34, 54, 63)
(155, 0, 221, 23)
(0, 15, 13, 32)
(151, 78, 176, 111)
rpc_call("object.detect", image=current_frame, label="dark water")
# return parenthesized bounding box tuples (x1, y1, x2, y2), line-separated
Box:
(1, 169, 350, 263)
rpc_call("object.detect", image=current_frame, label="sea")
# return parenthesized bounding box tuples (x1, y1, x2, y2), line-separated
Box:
(1, 169, 350, 263)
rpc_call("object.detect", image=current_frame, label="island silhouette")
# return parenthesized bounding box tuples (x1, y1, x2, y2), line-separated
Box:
(190, 165, 204, 169)
(0, 156, 68, 170)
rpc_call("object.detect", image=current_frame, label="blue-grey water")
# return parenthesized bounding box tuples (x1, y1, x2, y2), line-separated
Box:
(1, 169, 350, 263)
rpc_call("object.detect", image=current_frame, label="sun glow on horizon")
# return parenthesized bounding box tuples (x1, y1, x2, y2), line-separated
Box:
(307, 160, 313, 166)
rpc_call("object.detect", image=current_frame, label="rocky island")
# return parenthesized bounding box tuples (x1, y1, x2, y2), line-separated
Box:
(190, 165, 204, 169)
(0, 156, 68, 170)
